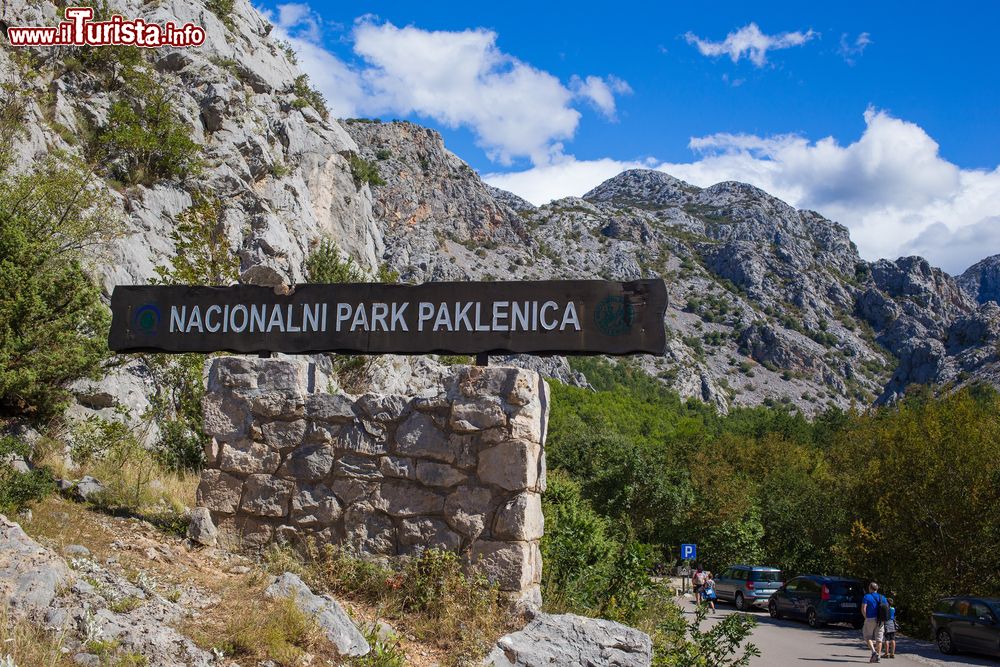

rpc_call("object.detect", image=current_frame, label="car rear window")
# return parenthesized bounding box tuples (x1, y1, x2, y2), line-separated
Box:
(751, 570, 783, 583)
(829, 582, 863, 597)
(935, 599, 957, 614)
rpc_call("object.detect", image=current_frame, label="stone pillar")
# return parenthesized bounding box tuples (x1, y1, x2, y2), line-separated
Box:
(197, 357, 547, 603)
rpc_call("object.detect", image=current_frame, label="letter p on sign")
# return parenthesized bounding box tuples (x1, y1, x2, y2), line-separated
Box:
(681, 544, 697, 560)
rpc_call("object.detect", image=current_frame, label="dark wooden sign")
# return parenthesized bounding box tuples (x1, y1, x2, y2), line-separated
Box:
(108, 280, 667, 356)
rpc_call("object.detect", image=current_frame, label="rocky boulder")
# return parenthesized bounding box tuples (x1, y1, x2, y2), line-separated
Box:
(483, 612, 652, 667)
(265, 572, 370, 657)
(0, 515, 73, 615)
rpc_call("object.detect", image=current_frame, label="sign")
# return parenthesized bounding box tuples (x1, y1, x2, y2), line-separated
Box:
(108, 280, 668, 356)
(681, 543, 697, 561)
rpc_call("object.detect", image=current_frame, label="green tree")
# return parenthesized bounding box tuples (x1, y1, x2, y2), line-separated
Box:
(153, 194, 240, 286)
(828, 386, 1000, 635)
(0, 153, 120, 424)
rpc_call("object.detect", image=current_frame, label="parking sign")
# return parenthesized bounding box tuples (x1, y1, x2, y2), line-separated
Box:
(681, 543, 697, 560)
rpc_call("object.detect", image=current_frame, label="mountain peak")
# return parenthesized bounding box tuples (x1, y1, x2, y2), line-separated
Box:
(583, 169, 699, 207)
(958, 254, 1000, 304)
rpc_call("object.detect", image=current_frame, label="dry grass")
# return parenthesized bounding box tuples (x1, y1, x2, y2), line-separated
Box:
(181, 573, 337, 666)
(266, 545, 519, 667)
(0, 606, 74, 667)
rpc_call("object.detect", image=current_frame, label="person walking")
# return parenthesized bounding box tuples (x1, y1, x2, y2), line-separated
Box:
(861, 582, 888, 662)
(703, 570, 717, 612)
(882, 598, 898, 659)
(692, 564, 707, 606)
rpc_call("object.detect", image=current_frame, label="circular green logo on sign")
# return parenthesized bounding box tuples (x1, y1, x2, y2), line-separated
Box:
(133, 304, 161, 335)
(594, 296, 635, 336)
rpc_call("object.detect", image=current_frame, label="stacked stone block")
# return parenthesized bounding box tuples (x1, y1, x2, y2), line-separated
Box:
(198, 357, 547, 600)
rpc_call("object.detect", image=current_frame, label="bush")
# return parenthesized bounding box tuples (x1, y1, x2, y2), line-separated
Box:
(0, 153, 118, 424)
(540, 470, 657, 624)
(154, 194, 239, 286)
(95, 73, 201, 185)
(68, 2, 145, 88)
(0, 436, 55, 515)
(291, 74, 329, 120)
(206, 0, 236, 30)
(305, 240, 367, 283)
(347, 153, 385, 188)
(70, 411, 158, 509)
(654, 605, 760, 667)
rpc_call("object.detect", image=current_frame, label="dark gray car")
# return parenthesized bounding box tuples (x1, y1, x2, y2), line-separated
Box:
(714, 565, 784, 611)
(931, 596, 1000, 657)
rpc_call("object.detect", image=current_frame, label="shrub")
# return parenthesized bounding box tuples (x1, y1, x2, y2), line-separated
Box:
(540, 470, 657, 624)
(154, 194, 239, 287)
(0, 153, 119, 424)
(70, 411, 158, 509)
(654, 605, 760, 667)
(95, 73, 201, 185)
(291, 74, 329, 120)
(206, 0, 236, 30)
(273, 39, 298, 65)
(305, 240, 366, 283)
(0, 436, 56, 515)
(66, 1, 146, 88)
(346, 153, 385, 188)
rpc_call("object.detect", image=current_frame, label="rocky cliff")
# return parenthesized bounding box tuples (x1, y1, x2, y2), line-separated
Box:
(4, 0, 999, 416)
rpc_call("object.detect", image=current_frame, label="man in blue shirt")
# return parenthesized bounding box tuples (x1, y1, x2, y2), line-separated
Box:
(861, 582, 887, 662)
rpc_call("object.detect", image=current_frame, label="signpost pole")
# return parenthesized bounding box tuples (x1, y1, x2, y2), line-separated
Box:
(475, 352, 489, 367)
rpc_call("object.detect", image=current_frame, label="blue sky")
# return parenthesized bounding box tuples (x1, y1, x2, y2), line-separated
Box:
(255, 1, 1000, 274)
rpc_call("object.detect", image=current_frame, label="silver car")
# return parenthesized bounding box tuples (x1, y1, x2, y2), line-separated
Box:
(713, 565, 784, 610)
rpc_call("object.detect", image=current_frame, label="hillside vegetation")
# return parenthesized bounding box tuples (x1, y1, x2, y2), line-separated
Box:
(541, 357, 1000, 636)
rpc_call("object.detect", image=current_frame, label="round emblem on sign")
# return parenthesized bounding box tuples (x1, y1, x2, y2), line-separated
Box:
(594, 296, 635, 336)
(133, 304, 161, 335)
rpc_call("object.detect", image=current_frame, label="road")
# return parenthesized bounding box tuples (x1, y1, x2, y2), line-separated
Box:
(680, 596, 999, 666)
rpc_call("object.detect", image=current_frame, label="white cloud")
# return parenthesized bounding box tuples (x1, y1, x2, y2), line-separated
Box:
(352, 21, 582, 165)
(485, 156, 654, 205)
(265, 4, 366, 118)
(838, 32, 872, 65)
(903, 218, 1000, 274)
(570, 75, 633, 120)
(484, 109, 1000, 275)
(259, 5, 630, 166)
(685, 22, 817, 67)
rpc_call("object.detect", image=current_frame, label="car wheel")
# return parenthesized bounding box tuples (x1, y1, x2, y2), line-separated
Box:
(769, 599, 781, 619)
(735, 592, 746, 611)
(807, 608, 824, 628)
(937, 629, 955, 655)
(852, 619, 864, 630)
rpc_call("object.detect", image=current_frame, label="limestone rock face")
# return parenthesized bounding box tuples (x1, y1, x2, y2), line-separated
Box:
(197, 359, 546, 598)
(0, 515, 214, 666)
(0, 515, 73, 614)
(483, 612, 653, 667)
(959, 254, 1000, 305)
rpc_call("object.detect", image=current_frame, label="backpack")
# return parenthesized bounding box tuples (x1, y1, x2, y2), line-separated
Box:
(876, 595, 891, 623)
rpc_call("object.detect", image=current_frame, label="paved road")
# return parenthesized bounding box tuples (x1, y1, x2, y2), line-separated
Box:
(681, 596, 998, 666)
